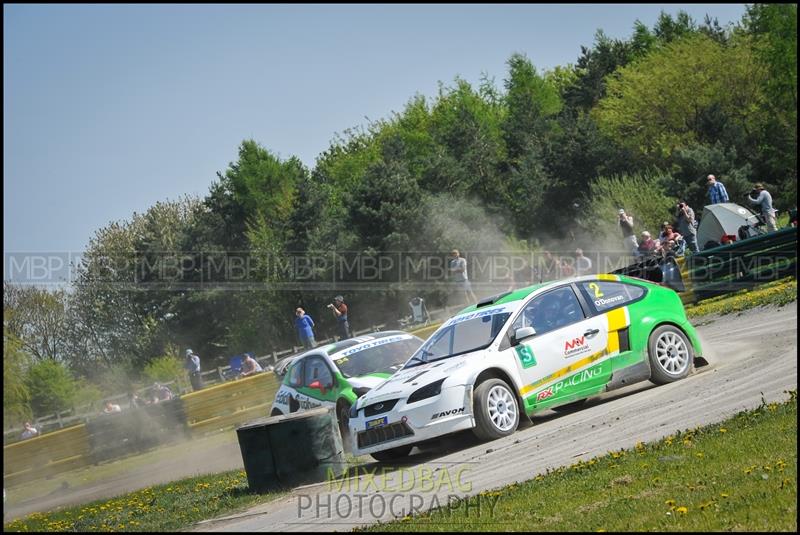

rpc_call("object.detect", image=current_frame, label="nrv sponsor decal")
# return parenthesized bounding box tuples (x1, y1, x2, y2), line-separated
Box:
(431, 407, 465, 420)
(564, 336, 591, 357)
(535, 362, 605, 401)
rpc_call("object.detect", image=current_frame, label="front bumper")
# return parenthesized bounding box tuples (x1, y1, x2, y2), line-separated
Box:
(350, 385, 475, 456)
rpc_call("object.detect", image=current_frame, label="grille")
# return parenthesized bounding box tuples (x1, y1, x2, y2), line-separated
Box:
(363, 399, 399, 417)
(357, 421, 414, 449)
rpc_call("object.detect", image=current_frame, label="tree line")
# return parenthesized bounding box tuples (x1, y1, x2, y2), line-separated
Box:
(4, 6, 796, 424)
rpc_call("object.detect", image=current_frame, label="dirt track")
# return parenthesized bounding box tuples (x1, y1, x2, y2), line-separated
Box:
(193, 302, 798, 532)
(5, 303, 797, 529)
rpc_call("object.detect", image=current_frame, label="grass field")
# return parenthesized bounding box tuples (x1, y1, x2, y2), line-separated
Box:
(363, 391, 797, 532)
(686, 277, 797, 318)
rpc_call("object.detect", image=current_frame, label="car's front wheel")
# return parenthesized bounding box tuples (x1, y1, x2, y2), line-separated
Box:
(370, 445, 413, 463)
(337, 402, 352, 453)
(648, 325, 693, 385)
(472, 378, 520, 441)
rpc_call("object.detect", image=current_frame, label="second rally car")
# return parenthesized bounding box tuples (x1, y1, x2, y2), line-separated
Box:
(270, 330, 424, 442)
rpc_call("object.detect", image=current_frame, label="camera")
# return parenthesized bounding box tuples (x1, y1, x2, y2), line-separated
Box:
(327, 304, 334, 309)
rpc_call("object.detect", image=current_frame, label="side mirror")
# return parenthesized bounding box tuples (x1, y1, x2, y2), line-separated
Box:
(512, 326, 536, 346)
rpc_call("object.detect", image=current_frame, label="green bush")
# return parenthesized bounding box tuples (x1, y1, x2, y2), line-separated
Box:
(143, 346, 184, 385)
(26, 360, 77, 416)
(581, 170, 676, 249)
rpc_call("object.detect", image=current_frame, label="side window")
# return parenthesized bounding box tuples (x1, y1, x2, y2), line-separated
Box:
(304, 357, 334, 388)
(288, 359, 304, 388)
(513, 286, 585, 336)
(578, 281, 646, 314)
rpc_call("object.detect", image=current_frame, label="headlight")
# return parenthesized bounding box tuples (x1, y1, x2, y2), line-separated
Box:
(407, 378, 445, 404)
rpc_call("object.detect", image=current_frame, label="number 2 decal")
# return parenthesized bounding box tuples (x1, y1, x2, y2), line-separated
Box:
(588, 282, 604, 298)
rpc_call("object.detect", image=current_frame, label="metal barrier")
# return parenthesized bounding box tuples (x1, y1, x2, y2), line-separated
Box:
(682, 226, 797, 301)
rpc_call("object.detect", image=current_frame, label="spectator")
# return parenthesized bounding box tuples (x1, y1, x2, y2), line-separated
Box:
(618, 209, 638, 256)
(240, 354, 264, 377)
(20, 422, 39, 440)
(129, 391, 144, 409)
(559, 257, 575, 278)
(675, 201, 700, 254)
(747, 183, 778, 232)
(103, 401, 122, 414)
(328, 295, 352, 340)
(660, 225, 684, 257)
(707, 174, 729, 204)
(657, 222, 670, 244)
(448, 249, 478, 304)
(408, 296, 430, 325)
(637, 231, 659, 257)
(184, 349, 203, 392)
(294, 308, 317, 349)
(575, 249, 593, 276)
(151, 382, 173, 403)
(539, 251, 559, 282)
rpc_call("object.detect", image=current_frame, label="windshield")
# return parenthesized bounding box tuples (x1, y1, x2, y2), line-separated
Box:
(332, 336, 422, 378)
(405, 305, 515, 367)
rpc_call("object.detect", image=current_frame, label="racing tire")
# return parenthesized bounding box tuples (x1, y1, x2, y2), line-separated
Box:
(337, 402, 352, 454)
(648, 325, 693, 385)
(370, 445, 413, 463)
(551, 398, 588, 413)
(472, 378, 520, 441)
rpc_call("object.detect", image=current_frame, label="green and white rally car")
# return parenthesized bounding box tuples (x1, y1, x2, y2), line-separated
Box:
(349, 274, 707, 461)
(270, 331, 424, 437)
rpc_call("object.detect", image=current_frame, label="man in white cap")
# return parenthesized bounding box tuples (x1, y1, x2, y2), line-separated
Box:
(184, 349, 203, 391)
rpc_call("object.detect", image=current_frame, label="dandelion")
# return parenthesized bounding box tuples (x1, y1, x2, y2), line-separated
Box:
(676, 506, 688, 514)
(719, 428, 727, 433)
(695, 452, 704, 458)
(720, 492, 729, 498)
(665, 499, 676, 507)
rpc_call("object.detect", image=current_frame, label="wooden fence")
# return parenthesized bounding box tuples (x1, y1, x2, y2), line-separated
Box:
(3, 425, 91, 488)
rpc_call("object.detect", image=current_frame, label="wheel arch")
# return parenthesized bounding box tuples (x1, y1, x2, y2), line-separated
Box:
(473, 367, 529, 422)
(646, 319, 707, 368)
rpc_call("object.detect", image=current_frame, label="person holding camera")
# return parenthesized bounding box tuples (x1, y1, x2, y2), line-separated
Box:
(675, 201, 699, 254)
(328, 295, 351, 340)
(747, 183, 777, 232)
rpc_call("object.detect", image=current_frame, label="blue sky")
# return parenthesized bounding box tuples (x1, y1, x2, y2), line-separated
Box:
(3, 4, 748, 254)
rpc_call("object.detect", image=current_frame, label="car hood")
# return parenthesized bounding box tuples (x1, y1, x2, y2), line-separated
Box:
(347, 374, 391, 390)
(355, 352, 479, 409)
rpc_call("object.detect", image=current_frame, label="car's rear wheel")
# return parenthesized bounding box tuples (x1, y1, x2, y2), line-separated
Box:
(472, 378, 519, 441)
(648, 325, 693, 385)
(370, 445, 413, 462)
